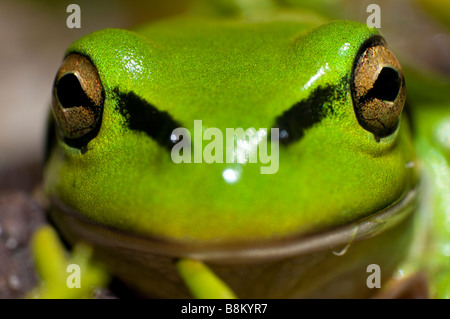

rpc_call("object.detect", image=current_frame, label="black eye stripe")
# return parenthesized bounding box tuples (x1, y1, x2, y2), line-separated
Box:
(273, 85, 338, 146)
(72, 83, 339, 152)
(114, 88, 183, 151)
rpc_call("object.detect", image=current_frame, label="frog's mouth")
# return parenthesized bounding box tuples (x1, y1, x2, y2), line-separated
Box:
(46, 186, 418, 265)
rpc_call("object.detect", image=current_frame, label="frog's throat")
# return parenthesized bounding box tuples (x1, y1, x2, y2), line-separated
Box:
(48, 186, 418, 265)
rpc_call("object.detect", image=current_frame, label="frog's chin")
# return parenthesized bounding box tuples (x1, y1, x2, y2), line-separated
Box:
(46, 185, 418, 265)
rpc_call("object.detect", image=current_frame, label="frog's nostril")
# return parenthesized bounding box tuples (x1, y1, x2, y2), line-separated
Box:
(371, 67, 401, 102)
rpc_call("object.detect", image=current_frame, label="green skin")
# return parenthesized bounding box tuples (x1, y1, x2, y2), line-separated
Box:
(46, 19, 415, 242)
(32, 8, 449, 298)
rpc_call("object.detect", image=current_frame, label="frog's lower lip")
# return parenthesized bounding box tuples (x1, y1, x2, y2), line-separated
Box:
(46, 186, 418, 265)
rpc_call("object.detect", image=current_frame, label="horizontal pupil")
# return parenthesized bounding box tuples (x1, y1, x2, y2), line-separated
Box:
(370, 67, 401, 102)
(57, 73, 90, 109)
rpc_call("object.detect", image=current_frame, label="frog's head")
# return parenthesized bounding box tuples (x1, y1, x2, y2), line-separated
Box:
(44, 18, 417, 247)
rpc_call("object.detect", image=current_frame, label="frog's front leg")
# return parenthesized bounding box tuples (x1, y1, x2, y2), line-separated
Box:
(177, 258, 237, 299)
(27, 226, 109, 299)
(28, 225, 235, 299)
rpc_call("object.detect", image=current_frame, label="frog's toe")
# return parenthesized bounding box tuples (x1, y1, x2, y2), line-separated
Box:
(28, 225, 109, 299)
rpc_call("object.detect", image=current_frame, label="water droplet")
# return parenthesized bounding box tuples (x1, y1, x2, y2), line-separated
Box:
(332, 244, 350, 256)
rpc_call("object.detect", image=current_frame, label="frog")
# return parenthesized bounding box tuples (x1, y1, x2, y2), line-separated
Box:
(29, 1, 450, 299)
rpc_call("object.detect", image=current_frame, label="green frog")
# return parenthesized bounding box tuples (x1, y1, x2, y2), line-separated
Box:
(30, 1, 449, 298)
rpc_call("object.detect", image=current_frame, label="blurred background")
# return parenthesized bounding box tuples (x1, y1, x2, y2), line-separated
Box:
(0, 0, 449, 171)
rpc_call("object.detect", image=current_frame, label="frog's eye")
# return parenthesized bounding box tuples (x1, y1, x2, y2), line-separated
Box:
(52, 53, 104, 143)
(351, 37, 405, 138)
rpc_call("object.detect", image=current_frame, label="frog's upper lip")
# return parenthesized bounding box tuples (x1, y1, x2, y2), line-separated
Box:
(46, 186, 418, 265)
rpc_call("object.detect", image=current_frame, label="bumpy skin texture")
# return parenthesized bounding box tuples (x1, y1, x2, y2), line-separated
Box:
(44, 15, 417, 244)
